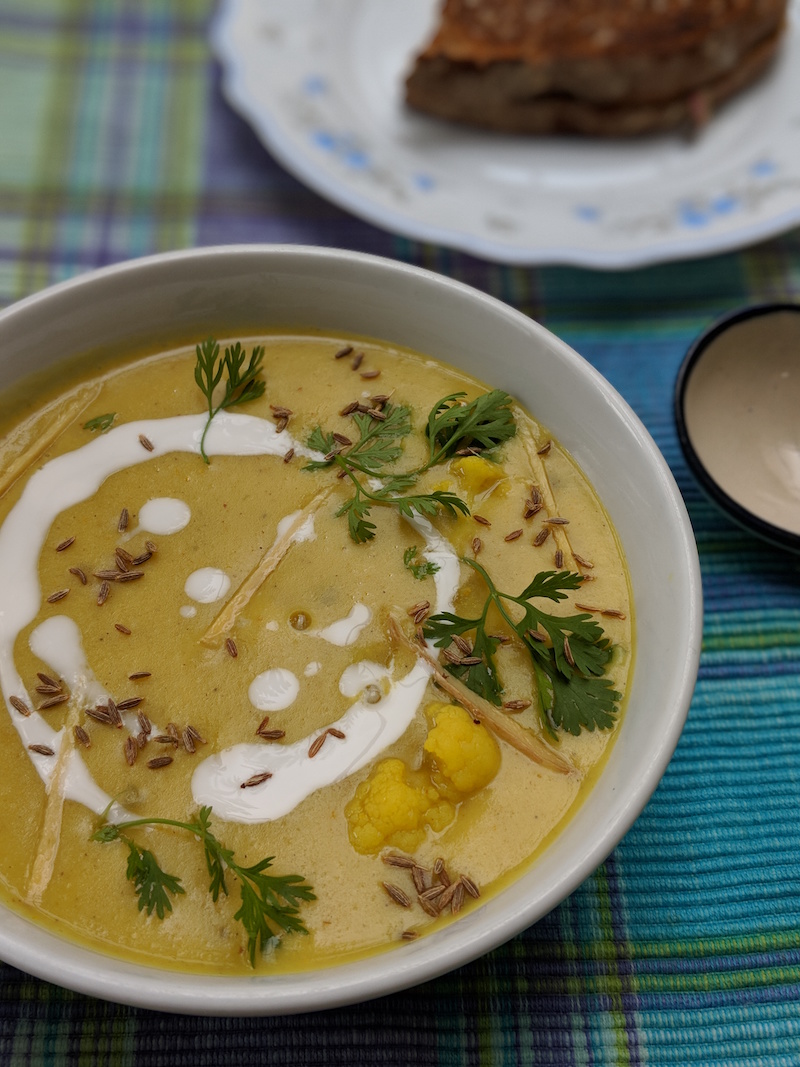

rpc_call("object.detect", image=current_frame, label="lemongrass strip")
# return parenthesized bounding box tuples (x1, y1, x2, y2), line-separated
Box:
(0, 383, 102, 501)
(514, 412, 577, 569)
(387, 615, 575, 776)
(200, 487, 335, 647)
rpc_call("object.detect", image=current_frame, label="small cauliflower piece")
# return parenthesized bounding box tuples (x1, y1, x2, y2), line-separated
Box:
(450, 456, 507, 502)
(424, 702, 501, 800)
(345, 757, 454, 855)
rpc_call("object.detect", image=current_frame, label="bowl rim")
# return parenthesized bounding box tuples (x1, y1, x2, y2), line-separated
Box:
(674, 300, 800, 552)
(0, 244, 703, 1014)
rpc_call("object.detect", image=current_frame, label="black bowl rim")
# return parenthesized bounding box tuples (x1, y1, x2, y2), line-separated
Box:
(675, 301, 800, 553)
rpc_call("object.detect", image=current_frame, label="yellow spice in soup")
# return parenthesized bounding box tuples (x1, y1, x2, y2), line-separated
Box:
(0, 333, 632, 974)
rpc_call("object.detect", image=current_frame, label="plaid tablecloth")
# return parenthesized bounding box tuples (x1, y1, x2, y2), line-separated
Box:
(1, 3, 800, 1065)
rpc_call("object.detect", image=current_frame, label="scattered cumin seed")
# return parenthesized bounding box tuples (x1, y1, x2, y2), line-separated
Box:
(442, 647, 462, 664)
(225, 637, 238, 658)
(382, 882, 411, 908)
(537, 440, 552, 455)
(488, 632, 512, 644)
(37, 672, 59, 687)
(408, 600, 430, 618)
(116, 571, 144, 583)
(118, 508, 129, 533)
(350, 352, 364, 370)
(124, 736, 138, 767)
(115, 548, 131, 572)
(283, 448, 295, 463)
(459, 656, 482, 666)
(47, 589, 69, 604)
(563, 636, 575, 667)
(339, 400, 359, 416)
(186, 724, 206, 745)
(370, 394, 390, 409)
(115, 623, 132, 635)
(35, 683, 62, 695)
(555, 549, 564, 568)
(258, 729, 286, 741)
(473, 514, 491, 527)
(137, 711, 152, 735)
(412, 865, 431, 894)
(129, 671, 151, 680)
(334, 344, 353, 359)
(74, 725, 91, 748)
(533, 528, 550, 547)
(573, 553, 593, 569)
(69, 567, 87, 584)
(241, 771, 272, 789)
(39, 694, 68, 710)
(86, 707, 113, 725)
(527, 628, 546, 643)
(523, 501, 543, 519)
(418, 896, 440, 917)
(166, 722, 180, 743)
(460, 875, 480, 899)
(575, 603, 600, 614)
(366, 407, 386, 421)
(116, 696, 143, 710)
(308, 733, 327, 758)
(455, 446, 482, 456)
(327, 727, 346, 740)
(437, 882, 459, 912)
(107, 699, 123, 728)
(131, 551, 152, 566)
(94, 570, 120, 581)
(153, 734, 176, 745)
(504, 529, 523, 542)
(450, 881, 465, 914)
(471, 536, 482, 555)
(182, 730, 196, 754)
(382, 853, 416, 869)
(545, 517, 569, 526)
(419, 884, 446, 903)
(97, 581, 110, 606)
(401, 930, 419, 941)
(270, 404, 293, 419)
(10, 696, 31, 716)
(453, 635, 472, 655)
(433, 858, 450, 885)
(138, 434, 154, 452)
(145, 540, 157, 554)
(56, 536, 75, 552)
(360, 369, 380, 380)
(332, 432, 352, 446)
(147, 756, 173, 769)
(136, 732, 148, 749)
(503, 699, 531, 711)
(28, 744, 55, 757)
(602, 608, 627, 619)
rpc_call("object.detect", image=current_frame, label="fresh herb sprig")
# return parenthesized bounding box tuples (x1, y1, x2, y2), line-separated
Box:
(306, 391, 516, 542)
(404, 546, 439, 580)
(93, 806, 315, 966)
(424, 559, 620, 736)
(194, 338, 266, 463)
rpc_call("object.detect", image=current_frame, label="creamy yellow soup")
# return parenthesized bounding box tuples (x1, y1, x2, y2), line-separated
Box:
(0, 334, 632, 974)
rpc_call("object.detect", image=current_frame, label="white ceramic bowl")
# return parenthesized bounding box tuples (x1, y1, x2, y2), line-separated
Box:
(0, 246, 702, 1015)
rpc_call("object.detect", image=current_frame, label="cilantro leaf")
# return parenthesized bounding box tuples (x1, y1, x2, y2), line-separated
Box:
(195, 337, 266, 463)
(123, 839, 185, 919)
(83, 413, 116, 433)
(424, 390, 517, 467)
(403, 546, 440, 580)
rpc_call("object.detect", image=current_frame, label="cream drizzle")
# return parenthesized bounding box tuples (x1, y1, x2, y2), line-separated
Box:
(184, 568, 231, 604)
(308, 603, 372, 647)
(248, 668, 300, 712)
(0, 412, 312, 814)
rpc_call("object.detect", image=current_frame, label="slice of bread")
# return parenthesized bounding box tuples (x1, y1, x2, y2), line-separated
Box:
(405, 0, 789, 136)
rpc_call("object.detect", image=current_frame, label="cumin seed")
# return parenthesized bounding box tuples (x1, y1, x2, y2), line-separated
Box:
(116, 571, 144, 583)
(186, 724, 206, 745)
(339, 401, 359, 416)
(37, 672, 59, 687)
(136, 732, 148, 749)
(537, 440, 552, 455)
(39, 694, 68, 709)
(471, 536, 482, 554)
(527, 628, 546, 643)
(504, 529, 523, 542)
(138, 434, 154, 452)
(115, 623, 132, 635)
(10, 696, 31, 716)
(366, 408, 386, 421)
(86, 707, 113, 725)
(461, 875, 480, 899)
(334, 344, 353, 359)
(283, 448, 295, 463)
(503, 699, 531, 711)
(69, 567, 87, 584)
(412, 865, 431, 894)
(107, 699, 123, 728)
(442, 647, 462, 664)
(147, 756, 173, 769)
(118, 507, 129, 533)
(145, 540, 157, 554)
(401, 930, 419, 941)
(35, 683, 62, 695)
(166, 722, 180, 743)
(47, 589, 69, 604)
(116, 696, 143, 710)
(575, 603, 600, 614)
(419, 884, 446, 903)
(56, 536, 75, 552)
(94, 570, 120, 581)
(473, 514, 491, 526)
(408, 601, 430, 618)
(137, 711, 152, 735)
(533, 528, 550, 547)
(350, 352, 364, 370)
(332, 433, 352, 446)
(544, 517, 569, 525)
(241, 771, 272, 789)
(308, 733, 327, 758)
(74, 725, 91, 748)
(602, 608, 627, 619)
(360, 369, 380, 380)
(433, 858, 450, 886)
(114, 548, 131, 572)
(153, 734, 177, 745)
(382, 882, 411, 908)
(182, 729, 196, 754)
(124, 736, 138, 766)
(382, 853, 416, 869)
(418, 895, 440, 917)
(453, 635, 472, 655)
(28, 744, 55, 757)
(327, 727, 345, 740)
(563, 636, 575, 667)
(437, 882, 459, 912)
(225, 637, 238, 658)
(450, 881, 465, 914)
(459, 656, 481, 666)
(129, 671, 151, 680)
(258, 729, 286, 741)
(131, 551, 152, 566)
(555, 549, 564, 568)
(97, 582, 110, 606)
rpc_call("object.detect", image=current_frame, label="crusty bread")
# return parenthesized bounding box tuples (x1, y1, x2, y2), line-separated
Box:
(405, 0, 789, 136)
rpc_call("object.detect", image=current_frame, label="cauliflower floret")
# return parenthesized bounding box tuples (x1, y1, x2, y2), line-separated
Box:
(424, 702, 501, 800)
(345, 758, 454, 855)
(450, 456, 508, 503)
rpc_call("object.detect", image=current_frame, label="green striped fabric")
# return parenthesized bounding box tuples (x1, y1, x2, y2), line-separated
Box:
(0, 2, 800, 1064)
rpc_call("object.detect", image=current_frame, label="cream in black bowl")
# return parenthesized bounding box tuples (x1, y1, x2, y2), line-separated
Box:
(676, 303, 800, 552)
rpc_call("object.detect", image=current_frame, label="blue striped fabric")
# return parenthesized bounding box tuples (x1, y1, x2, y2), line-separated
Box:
(0, 2, 800, 1065)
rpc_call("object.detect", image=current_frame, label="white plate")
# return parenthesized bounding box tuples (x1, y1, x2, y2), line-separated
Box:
(211, 0, 800, 269)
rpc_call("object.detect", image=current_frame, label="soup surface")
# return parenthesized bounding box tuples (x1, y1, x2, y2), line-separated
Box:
(0, 333, 632, 973)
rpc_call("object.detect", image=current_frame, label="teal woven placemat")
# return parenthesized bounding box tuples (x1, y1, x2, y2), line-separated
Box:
(0, 3, 799, 1064)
